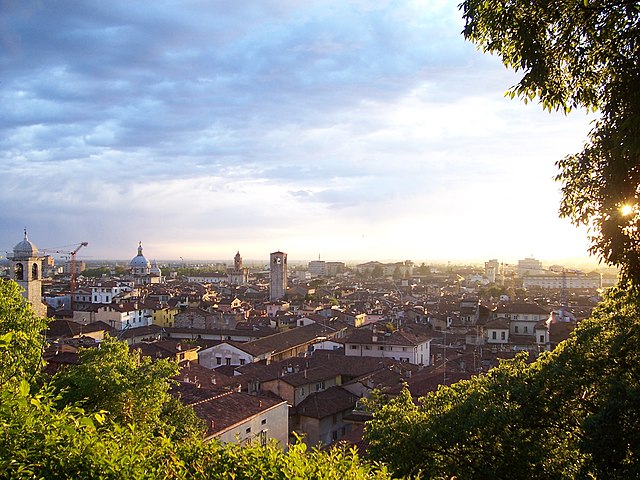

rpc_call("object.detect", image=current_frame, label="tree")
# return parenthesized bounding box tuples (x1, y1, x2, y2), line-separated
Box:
(460, 0, 640, 282)
(392, 266, 402, 280)
(52, 335, 203, 440)
(364, 283, 640, 479)
(0, 279, 48, 388)
(371, 265, 384, 279)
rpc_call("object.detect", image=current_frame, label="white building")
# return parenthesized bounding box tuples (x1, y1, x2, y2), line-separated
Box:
(343, 329, 431, 366)
(517, 257, 544, 277)
(199, 342, 255, 368)
(94, 301, 153, 331)
(308, 260, 326, 277)
(522, 271, 602, 289)
(89, 281, 132, 304)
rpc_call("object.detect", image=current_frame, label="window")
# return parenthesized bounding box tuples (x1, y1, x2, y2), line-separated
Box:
(350, 345, 358, 350)
(260, 430, 267, 447)
(501, 331, 506, 340)
(524, 326, 528, 333)
(539, 335, 545, 343)
(246, 427, 251, 434)
(240, 359, 246, 366)
(216, 357, 222, 365)
(364, 345, 371, 350)
(225, 358, 231, 366)
(15, 263, 24, 281)
(514, 326, 519, 333)
(261, 419, 267, 425)
(492, 331, 497, 340)
(378, 346, 384, 350)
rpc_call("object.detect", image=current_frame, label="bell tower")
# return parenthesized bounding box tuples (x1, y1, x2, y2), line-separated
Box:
(269, 251, 287, 301)
(9, 229, 46, 317)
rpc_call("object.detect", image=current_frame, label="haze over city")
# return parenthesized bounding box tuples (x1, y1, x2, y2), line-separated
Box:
(2, 0, 596, 264)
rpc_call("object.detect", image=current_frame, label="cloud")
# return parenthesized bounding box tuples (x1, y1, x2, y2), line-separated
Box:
(0, 0, 595, 262)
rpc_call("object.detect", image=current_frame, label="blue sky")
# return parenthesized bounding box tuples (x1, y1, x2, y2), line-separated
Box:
(1, 0, 595, 264)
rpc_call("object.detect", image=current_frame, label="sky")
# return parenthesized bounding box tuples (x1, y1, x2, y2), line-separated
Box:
(1, 0, 597, 265)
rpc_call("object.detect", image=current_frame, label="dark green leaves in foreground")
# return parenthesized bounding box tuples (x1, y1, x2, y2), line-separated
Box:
(365, 284, 640, 479)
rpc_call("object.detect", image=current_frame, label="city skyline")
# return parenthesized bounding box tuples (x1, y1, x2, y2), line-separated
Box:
(2, 1, 596, 264)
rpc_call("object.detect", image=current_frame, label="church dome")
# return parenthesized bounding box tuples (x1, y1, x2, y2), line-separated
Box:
(13, 230, 38, 258)
(130, 242, 151, 269)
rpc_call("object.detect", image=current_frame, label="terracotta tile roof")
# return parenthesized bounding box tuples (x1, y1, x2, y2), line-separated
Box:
(273, 365, 337, 387)
(495, 303, 549, 315)
(296, 386, 358, 419)
(485, 317, 510, 329)
(238, 322, 344, 357)
(175, 382, 286, 437)
(177, 360, 241, 390)
(343, 328, 430, 347)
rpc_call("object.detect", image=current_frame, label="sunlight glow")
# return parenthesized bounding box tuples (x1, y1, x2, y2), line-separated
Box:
(621, 204, 634, 216)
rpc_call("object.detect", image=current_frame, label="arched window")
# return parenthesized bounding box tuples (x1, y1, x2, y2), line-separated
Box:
(15, 263, 24, 281)
(32, 262, 39, 280)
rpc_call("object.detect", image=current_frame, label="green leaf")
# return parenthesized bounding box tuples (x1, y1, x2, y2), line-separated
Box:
(19, 380, 30, 398)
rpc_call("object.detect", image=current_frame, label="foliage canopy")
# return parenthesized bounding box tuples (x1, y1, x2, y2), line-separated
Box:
(0, 280, 48, 388)
(365, 284, 640, 479)
(460, 0, 640, 281)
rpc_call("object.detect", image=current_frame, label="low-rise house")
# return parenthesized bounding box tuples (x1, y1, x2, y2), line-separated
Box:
(174, 307, 245, 330)
(46, 319, 111, 342)
(176, 383, 289, 447)
(177, 360, 242, 391)
(165, 325, 275, 343)
(118, 324, 164, 345)
(343, 329, 431, 366)
(459, 298, 480, 325)
(493, 303, 549, 337)
(132, 339, 199, 363)
(294, 386, 359, 447)
(89, 281, 132, 304)
(260, 365, 340, 407)
(201, 322, 348, 367)
(94, 301, 153, 330)
(150, 301, 179, 328)
(199, 341, 256, 368)
(485, 318, 510, 344)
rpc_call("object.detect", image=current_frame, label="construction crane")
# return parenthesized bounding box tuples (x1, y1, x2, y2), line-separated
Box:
(42, 241, 88, 311)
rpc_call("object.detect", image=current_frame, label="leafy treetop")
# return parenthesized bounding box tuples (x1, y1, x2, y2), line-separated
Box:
(460, 0, 640, 282)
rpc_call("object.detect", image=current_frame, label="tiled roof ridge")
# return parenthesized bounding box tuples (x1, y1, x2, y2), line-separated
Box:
(187, 389, 235, 407)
